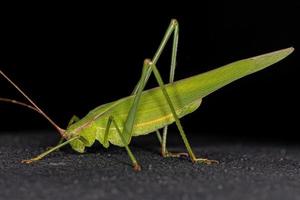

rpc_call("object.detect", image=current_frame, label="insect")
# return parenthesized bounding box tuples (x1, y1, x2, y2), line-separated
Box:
(0, 19, 294, 171)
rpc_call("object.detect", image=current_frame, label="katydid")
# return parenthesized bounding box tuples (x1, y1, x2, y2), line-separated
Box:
(0, 19, 294, 171)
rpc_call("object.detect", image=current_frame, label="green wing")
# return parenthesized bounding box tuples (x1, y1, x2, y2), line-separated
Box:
(107, 47, 294, 138)
(170, 47, 294, 102)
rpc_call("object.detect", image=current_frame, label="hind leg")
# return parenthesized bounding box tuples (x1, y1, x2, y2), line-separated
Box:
(145, 60, 218, 164)
(132, 19, 187, 158)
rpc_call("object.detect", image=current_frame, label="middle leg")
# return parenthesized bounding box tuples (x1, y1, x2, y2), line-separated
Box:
(103, 116, 141, 171)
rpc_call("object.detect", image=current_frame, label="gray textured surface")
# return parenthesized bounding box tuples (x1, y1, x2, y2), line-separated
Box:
(0, 131, 300, 200)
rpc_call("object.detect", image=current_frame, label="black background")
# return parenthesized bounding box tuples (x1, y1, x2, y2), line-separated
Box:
(0, 2, 299, 140)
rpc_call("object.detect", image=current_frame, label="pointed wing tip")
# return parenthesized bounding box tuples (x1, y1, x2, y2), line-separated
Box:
(273, 47, 294, 56)
(267, 46, 294, 56)
(252, 47, 294, 61)
(282, 47, 294, 54)
(274, 47, 294, 59)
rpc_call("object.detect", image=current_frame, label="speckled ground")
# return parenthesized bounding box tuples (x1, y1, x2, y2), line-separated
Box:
(0, 131, 300, 200)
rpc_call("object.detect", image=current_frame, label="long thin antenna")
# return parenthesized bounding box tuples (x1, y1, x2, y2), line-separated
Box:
(0, 97, 40, 113)
(0, 70, 65, 137)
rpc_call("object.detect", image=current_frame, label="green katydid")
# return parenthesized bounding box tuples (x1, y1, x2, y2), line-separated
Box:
(0, 19, 294, 171)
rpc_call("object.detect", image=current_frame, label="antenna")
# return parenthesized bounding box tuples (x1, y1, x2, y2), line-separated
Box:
(0, 97, 41, 113)
(0, 70, 65, 137)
